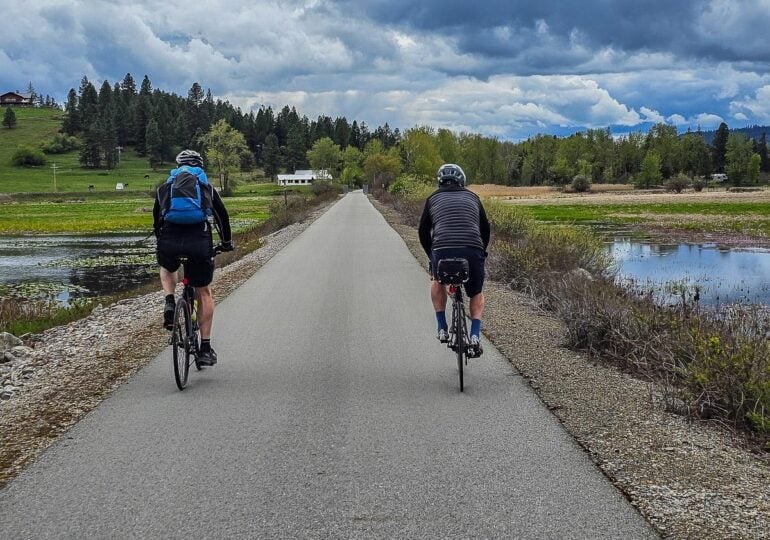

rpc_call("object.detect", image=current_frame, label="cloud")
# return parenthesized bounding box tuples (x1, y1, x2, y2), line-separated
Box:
(1, 0, 770, 139)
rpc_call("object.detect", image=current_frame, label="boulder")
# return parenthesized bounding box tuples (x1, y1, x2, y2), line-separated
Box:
(0, 332, 22, 351)
(10, 345, 33, 358)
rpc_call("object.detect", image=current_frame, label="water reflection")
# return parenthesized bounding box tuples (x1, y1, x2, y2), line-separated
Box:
(609, 237, 770, 305)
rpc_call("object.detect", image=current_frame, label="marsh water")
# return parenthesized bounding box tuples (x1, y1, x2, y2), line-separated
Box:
(609, 236, 770, 305)
(2, 230, 770, 307)
(0, 235, 156, 304)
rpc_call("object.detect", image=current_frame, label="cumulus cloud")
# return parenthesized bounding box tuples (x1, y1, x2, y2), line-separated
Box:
(1, 0, 770, 138)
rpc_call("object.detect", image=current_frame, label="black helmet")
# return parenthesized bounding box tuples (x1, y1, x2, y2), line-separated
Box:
(176, 149, 203, 168)
(437, 163, 466, 187)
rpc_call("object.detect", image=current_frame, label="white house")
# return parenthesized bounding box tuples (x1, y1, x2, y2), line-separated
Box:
(277, 169, 332, 186)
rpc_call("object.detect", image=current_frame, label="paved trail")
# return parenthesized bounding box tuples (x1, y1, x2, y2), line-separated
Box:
(0, 192, 655, 538)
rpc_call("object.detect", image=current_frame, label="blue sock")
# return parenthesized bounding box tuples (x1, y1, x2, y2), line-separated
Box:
(471, 319, 481, 338)
(436, 311, 447, 331)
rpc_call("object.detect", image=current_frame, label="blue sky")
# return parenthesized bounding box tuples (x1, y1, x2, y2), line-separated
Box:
(3, 0, 770, 139)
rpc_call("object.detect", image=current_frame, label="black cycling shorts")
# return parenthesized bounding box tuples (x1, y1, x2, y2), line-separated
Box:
(431, 247, 486, 297)
(156, 225, 214, 287)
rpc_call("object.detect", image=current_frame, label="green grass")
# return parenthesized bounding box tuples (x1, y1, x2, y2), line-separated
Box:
(522, 201, 770, 236)
(0, 108, 169, 193)
(0, 195, 272, 235)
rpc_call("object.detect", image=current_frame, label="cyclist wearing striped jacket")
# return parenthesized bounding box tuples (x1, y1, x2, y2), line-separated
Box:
(418, 163, 490, 355)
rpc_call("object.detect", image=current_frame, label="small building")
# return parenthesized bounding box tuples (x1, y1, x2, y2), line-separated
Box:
(277, 169, 332, 186)
(0, 91, 33, 107)
(711, 173, 728, 183)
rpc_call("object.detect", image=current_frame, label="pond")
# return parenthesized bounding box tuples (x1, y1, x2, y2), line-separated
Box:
(609, 236, 770, 305)
(0, 235, 157, 304)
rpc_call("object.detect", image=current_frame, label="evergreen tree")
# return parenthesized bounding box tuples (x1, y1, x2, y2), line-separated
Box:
(711, 122, 729, 173)
(145, 118, 162, 168)
(3, 107, 17, 129)
(262, 133, 281, 179)
(77, 77, 99, 132)
(80, 120, 102, 168)
(134, 76, 153, 155)
(62, 89, 80, 134)
(26, 82, 37, 106)
(100, 115, 118, 169)
(350, 120, 361, 150)
(285, 124, 308, 172)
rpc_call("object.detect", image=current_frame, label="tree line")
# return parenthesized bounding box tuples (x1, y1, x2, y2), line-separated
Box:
(60, 73, 770, 187)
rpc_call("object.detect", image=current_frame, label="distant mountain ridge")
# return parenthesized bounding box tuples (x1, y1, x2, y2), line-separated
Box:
(696, 124, 770, 144)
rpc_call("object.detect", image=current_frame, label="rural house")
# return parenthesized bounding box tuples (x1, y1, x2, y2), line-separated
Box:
(277, 169, 332, 186)
(0, 91, 33, 107)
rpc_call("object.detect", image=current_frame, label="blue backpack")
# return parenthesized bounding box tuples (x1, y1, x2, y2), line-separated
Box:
(161, 166, 213, 224)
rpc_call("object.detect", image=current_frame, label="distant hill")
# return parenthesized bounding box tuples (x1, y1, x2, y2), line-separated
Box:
(697, 124, 770, 144)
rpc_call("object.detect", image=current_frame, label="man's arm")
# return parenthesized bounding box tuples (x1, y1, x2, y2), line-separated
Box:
(211, 188, 233, 245)
(152, 189, 162, 238)
(479, 202, 490, 250)
(418, 198, 433, 256)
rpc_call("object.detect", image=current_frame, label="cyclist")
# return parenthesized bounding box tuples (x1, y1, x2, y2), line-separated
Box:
(418, 163, 490, 356)
(153, 149, 234, 366)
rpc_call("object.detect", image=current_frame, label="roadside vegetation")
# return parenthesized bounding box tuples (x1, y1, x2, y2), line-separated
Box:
(377, 176, 770, 447)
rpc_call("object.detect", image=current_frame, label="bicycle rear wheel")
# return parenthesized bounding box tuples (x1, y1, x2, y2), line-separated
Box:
(454, 302, 465, 392)
(172, 299, 191, 390)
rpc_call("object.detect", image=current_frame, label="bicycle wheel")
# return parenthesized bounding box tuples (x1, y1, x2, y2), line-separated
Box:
(454, 302, 465, 392)
(172, 298, 191, 390)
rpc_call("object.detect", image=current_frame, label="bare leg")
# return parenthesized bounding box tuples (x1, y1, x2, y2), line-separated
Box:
(160, 267, 177, 295)
(469, 292, 485, 320)
(431, 279, 448, 312)
(196, 286, 214, 340)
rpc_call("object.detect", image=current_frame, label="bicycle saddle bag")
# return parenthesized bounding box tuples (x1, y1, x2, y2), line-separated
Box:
(436, 258, 470, 284)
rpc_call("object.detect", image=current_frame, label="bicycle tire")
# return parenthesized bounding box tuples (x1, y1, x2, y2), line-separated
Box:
(172, 298, 191, 390)
(454, 300, 465, 392)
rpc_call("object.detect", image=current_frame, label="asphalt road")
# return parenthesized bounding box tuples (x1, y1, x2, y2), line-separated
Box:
(0, 192, 656, 539)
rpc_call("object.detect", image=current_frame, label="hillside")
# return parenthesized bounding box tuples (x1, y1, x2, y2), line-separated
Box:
(0, 108, 168, 193)
(698, 124, 770, 144)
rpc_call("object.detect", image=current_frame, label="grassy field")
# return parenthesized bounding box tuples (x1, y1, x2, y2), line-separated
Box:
(492, 187, 770, 240)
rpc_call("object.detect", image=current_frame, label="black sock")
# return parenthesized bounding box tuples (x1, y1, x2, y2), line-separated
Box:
(200, 339, 211, 352)
(165, 294, 175, 304)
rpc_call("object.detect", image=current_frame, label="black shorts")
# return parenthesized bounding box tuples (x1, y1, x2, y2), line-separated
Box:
(431, 247, 486, 297)
(156, 225, 214, 287)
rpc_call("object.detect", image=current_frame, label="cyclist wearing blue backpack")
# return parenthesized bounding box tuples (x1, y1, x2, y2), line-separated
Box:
(153, 149, 234, 366)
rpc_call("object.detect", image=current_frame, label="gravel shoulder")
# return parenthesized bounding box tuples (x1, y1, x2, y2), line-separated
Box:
(371, 197, 770, 540)
(0, 202, 334, 487)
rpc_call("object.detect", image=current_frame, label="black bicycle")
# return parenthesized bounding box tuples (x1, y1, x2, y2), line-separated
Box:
(171, 246, 224, 390)
(436, 258, 471, 392)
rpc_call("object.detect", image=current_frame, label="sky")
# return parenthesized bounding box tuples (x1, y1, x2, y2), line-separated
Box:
(3, 0, 770, 140)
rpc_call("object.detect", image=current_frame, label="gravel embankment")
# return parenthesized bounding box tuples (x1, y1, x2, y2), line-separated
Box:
(372, 198, 770, 540)
(0, 203, 333, 487)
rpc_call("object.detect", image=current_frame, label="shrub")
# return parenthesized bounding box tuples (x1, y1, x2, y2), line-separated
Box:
(571, 174, 591, 193)
(388, 174, 433, 198)
(665, 173, 690, 193)
(12, 146, 47, 167)
(692, 177, 706, 192)
(41, 133, 80, 154)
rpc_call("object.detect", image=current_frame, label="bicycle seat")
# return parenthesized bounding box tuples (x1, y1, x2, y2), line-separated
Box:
(436, 258, 469, 284)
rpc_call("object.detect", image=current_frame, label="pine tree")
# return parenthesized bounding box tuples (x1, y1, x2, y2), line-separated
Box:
(78, 78, 99, 132)
(3, 107, 17, 129)
(134, 76, 153, 155)
(262, 133, 281, 179)
(712, 122, 729, 173)
(759, 132, 769, 173)
(145, 118, 162, 168)
(62, 89, 80, 134)
(80, 120, 102, 168)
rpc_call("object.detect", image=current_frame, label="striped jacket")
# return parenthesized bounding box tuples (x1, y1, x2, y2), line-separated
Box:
(418, 186, 490, 255)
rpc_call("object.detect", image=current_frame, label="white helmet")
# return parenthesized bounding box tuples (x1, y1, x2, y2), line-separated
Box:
(175, 149, 203, 168)
(437, 163, 466, 187)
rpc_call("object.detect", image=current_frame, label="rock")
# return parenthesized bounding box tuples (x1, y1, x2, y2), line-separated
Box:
(0, 332, 22, 350)
(2, 351, 16, 364)
(0, 390, 13, 400)
(10, 346, 33, 358)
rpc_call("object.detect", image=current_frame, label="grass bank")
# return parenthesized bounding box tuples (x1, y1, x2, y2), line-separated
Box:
(376, 181, 770, 446)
